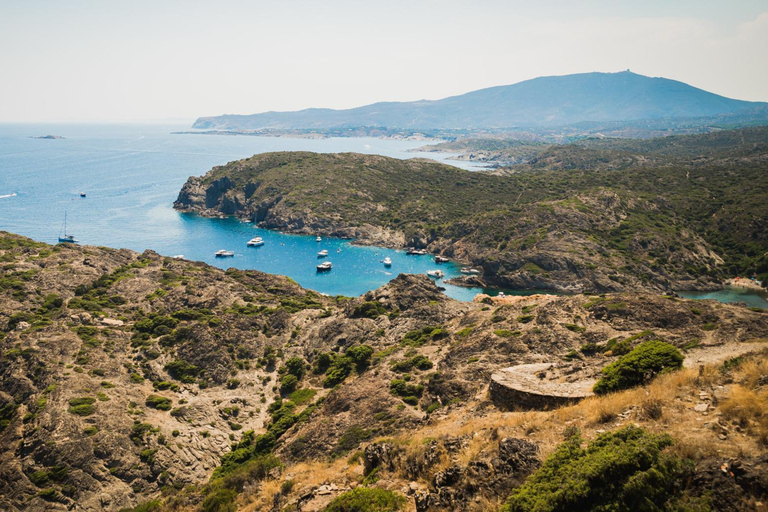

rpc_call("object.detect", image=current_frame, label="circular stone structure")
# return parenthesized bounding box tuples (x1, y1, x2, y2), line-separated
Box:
(490, 363, 596, 411)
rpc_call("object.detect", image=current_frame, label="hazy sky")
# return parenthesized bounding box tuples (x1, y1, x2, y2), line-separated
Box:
(1, 0, 767, 122)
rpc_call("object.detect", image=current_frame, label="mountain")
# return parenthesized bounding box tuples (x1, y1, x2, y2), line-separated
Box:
(192, 71, 766, 131)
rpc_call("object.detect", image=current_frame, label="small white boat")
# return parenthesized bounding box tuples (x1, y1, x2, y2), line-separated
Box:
(79, 192, 86, 198)
(426, 269, 444, 279)
(317, 261, 332, 272)
(247, 237, 264, 246)
(406, 248, 428, 255)
(316, 236, 322, 242)
(435, 255, 449, 263)
(318, 249, 328, 257)
(460, 267, 481, 275)
(215, 249, 234, 257)
(382, 257, 392, 267)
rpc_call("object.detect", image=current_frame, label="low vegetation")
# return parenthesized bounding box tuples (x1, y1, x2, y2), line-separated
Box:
(593, 340, 684, 395)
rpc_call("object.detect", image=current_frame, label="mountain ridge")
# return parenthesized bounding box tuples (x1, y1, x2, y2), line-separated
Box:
(192, 71, 766, 131)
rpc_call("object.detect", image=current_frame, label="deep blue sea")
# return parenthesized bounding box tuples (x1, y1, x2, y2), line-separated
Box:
(0, 123, 766, 307)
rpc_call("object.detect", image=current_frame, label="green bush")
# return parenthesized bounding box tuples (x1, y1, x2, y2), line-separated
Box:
(502, 426, 694, 512)
(68, 397, 96, 416)
(280, 374, 298, 394)
(164, 359, 202, 383)
(323, 356, 354, 387)
(390, 379, 423, 398)
(145, 395, 172, 411)
(283, 356, 306, 378)
(346, 344, 374, 371)
(352, 301, 388, 319)
(593, 340, 683, 395)
(201, 488, 237, 512)
(325, 487, 406, 511)
(390, 354, 433, 372)
(401, 326, 448, 347)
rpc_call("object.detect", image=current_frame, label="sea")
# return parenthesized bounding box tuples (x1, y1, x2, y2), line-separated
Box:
(1, 123, 766, 308)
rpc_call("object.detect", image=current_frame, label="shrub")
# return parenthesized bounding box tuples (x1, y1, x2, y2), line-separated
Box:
(280, 374, 298, 394)
(517, 314, 535, 323)
(283, 356, 306, 378)
(325, 487, 406, 511)
(593, 340, 683, 395)
(201, 488, 237, 512)
(391, 354, 433, 373)
(390, 379, 423, 398)
(502, 426, 694, 512)
(145, 395, 172, 411)
(323, 356, 354, 387)
(313, 352, 334, 374)
(401, 326, 448, 347)
(164, 359, 202, 383)
(352, 301, 388, 319)
(346, 344, 374, 371)
(68, 397, 96, 416)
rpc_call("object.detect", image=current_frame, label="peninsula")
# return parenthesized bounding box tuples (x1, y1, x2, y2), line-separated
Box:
(174, 127, 768, 294)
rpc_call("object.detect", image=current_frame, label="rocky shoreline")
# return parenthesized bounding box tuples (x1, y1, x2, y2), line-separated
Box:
(173, 174, 725, 295)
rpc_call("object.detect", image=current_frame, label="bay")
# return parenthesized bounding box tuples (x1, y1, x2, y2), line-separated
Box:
(0, 123, 490, 300)
(1, 123, 765, 307)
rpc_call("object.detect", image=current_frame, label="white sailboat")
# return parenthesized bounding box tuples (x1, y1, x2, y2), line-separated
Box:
(58, 212, 78, 244)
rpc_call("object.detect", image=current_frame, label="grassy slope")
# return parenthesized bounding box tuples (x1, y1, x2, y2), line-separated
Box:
(188, 127, 768, 287)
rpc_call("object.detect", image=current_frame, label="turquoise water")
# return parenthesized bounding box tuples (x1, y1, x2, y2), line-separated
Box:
(678, 287, 768, 310)
(0, 123, 490, 300)
(1, 123, 765, 306)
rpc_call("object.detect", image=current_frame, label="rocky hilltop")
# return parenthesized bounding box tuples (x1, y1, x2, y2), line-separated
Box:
(174, 128, 768, 293)
(1, 233, 767, 511)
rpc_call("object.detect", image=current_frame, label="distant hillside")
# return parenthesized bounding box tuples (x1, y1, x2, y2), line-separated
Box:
(174, 128, 768, 293)
(192, 71, 765, 131)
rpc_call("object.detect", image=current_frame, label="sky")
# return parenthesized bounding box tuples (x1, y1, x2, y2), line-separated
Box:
(1, 0, 767, 123)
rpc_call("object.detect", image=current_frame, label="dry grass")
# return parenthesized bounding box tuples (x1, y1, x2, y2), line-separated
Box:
(254, 351, 768, 511)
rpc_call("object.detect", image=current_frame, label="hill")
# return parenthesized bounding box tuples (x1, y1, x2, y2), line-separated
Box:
(0, 233, 767, 511)
(174, 127, 768, 293)
(192, 71, 765, 131)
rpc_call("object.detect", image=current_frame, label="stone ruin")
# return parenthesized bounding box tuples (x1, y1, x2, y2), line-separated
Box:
(490, 362, 596, 410)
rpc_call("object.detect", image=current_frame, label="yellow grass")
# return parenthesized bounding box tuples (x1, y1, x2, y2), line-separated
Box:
(257, 351, 768, 510)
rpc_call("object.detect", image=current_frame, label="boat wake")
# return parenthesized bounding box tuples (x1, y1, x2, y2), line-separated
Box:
(0, 193, 17, 199)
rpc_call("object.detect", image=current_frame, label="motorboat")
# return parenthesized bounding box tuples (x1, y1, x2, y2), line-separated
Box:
(317, 261, 332, 272)
(215, 250, 235, 257)
(460, 267, 481, 274)
(435, 255, 449, 263)
(79, 192, 86, 198)
(406, 248, 427, 255)
(426, 270, 444, 279)
(247, 237, 264, 246)
(382, 257, 392, 267)
(316, 236, 322, 242)
(318, 249, 328, 257)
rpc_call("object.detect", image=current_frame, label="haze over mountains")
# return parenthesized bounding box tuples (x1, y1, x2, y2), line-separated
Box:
(193, 71, 767, 131)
